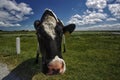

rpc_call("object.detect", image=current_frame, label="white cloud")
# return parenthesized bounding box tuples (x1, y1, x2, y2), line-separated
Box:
(106, 18, 117, 21)
(68, 0, 119, 29)
(116, 0, 120, 3)
(85, 11, 107, 20)
(68, 11, 107, 25)
(0, 0, 33, 27)
(72, 14, 82, 19)
(82, 11, 107, 24)
(67, 14, 83, 25)
(86, 23, 120, 30)
(108, 4, 120, 19)
(0, 21, 21, 27)
(86, 0, 107, 12)
(18, 3, 33, 15)
(68, 0, 120, 31)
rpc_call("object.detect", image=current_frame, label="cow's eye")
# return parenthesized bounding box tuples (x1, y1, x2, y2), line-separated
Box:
(37, 26, 45, 35)
(55, 26, 63, 36)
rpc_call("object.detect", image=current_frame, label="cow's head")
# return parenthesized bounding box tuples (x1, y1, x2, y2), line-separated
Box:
(34, 9, 75, 75)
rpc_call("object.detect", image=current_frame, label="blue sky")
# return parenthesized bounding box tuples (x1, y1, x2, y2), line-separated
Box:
(0, 0, 120, 31)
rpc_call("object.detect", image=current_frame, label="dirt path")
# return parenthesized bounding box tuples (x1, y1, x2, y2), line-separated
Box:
(0, 63, 9, 80)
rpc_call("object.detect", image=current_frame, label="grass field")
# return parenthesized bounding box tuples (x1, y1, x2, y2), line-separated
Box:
(0, 31, 120, 80)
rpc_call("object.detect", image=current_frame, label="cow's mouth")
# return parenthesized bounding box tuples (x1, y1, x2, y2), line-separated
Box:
(47, 62, 62, 75)
(46, 56, 66, 75)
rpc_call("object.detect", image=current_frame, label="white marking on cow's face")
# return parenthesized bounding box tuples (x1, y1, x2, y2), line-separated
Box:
(42, 14, 57, 39)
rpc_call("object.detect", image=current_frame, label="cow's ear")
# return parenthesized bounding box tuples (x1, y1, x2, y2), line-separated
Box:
(34, 20, 41, 30)
(63, 24, 76, 35)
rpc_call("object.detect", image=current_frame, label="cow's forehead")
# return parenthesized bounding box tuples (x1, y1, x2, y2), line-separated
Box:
(44, 9, 58, 22)
(41, 9, 58, 23)
(40, 9, 61, 39)
(42, 14, 57, 27)
(42, 15, 57, 39)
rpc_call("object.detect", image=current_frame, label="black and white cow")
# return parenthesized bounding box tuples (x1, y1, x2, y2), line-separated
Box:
(34, 9, 75, 75)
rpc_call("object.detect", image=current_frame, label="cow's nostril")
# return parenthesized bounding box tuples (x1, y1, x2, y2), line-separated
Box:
(52, 69, 55, 71)
(52, 69, 60, 74)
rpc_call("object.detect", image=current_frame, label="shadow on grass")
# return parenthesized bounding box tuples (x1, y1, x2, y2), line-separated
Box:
(2, 58, 42, 80)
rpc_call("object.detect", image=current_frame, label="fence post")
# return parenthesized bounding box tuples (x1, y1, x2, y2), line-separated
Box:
(16, 37, 20, 54)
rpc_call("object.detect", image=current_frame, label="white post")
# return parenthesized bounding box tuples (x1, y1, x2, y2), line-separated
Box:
(16, 37, 20, 54)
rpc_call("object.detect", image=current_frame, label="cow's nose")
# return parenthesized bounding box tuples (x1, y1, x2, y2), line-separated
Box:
(47, 69, 60, 75)
(52, 69, 60, 74)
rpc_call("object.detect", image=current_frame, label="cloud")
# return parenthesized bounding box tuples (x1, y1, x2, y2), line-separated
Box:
(0, 21, 21, 27)
(116, 0, 120, 3)
(108, 3, 120, 19)
(106, 18, 117, 21)
(68, 0, 119, 29)
(68, 10, 107, 25)
(67, 14, 83, 25)
(86, 0, 107, 12)
(68, 0, 109, 26)
(86, 23, 120, 30)
(0, 0, 33, 27)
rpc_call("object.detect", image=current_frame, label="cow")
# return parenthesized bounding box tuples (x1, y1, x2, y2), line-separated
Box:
(34, 9, 76, 75)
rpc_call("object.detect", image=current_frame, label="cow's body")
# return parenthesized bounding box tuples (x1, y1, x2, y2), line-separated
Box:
(34, 9, 75, 75)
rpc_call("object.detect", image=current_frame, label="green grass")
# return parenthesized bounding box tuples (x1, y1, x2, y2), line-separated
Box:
(0, 31, 120, 80)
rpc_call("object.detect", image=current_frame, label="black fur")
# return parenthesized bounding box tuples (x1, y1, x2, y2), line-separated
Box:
(34, 9, 76, 74)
